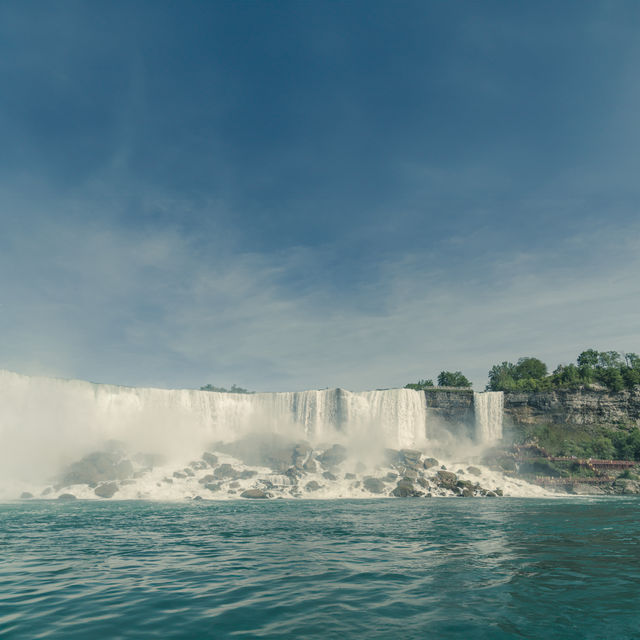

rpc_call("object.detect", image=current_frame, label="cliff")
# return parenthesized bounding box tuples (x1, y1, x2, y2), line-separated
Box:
(424, 387, 640, 431)
(504, 388, 640, 428)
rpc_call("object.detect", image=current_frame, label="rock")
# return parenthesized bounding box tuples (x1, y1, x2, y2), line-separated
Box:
(199, 474, 216, 484)
(401, 449, 422, 470)
(363, 477, 385, 494)
(460, 488, 474, 497)
(193, 495, 203, 500)
(204, 483, 222, 492)
(303, 457, 318, 473)
(322, 471, 337, 481)
(435, 470, 458, 488)
(440, 465, 447, 470)
(173, 471, 187, 479)
(293, 442, 312, 469)
(494, 488, 504, 496)
(202, 452, 219, 467)
(162, 477, 173, 484)
(240, 470, 258, 479)
(190, 460, 208, 471)
(613, 479, 640, 495)
(94, 482, 118, 498)
(467, 466, 482, 476)
(305, 480, 322, 492)
(241, 488, 269, 499)
(485, 491, 497, 497)
(456, 468, 464, 474)
(384, 472, 398, 483)
(572, 483, 606, 495)
(20, 492, 34, 499)
(41, 487, 53, 496)
(318, 444, 348, 468)
(344, 472, 356, 480)
(416, 477, 429, 489)
(229, 481, 240, 488)
(183, 468, 195, 477)
(384, 449, 402, 465)
(423, 458, 439, 469)
(62, 450, 134, 486)
(391, 479, 418, 497)
(285, 467, 302, 482)
(401, 468, 418, 480)
(57, 493, 77, 501)
(214, 464, 242, 480)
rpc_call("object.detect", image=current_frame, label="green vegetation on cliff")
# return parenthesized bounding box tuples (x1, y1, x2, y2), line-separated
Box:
(405, 371, 471, 390)
(200, 384, 255, 394)
(487, 350, 640, 393)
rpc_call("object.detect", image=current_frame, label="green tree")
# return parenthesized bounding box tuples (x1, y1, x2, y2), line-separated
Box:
(487, 362, 517, 391)
(437, 371, 472, 388)
(577, 349, 599, 368)
(597, 351, 622, 369)
(404, 379, 434, 390)
(514, 357, 548, 380)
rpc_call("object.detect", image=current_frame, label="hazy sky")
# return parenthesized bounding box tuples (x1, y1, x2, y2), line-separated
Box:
(1, 1, 639, 391)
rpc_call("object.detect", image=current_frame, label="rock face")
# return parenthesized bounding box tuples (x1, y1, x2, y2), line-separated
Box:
(424, 389, 475, 437)
(504, 389, 640, 428)
(363, 477, 385, 494)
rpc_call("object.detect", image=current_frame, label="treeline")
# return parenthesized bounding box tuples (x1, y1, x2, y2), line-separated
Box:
(405, 371, 472, 390)
(487, 350, 640, 393)
(200, 384, 255, 394)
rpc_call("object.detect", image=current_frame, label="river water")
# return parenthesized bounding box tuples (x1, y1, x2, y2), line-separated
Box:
(1, 497, 638, 639)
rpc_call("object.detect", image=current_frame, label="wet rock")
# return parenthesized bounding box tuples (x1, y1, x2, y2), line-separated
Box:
(423, 458, 439, 469)
(401, 449, 422, 469)
(62, 451, 134, 486)
(57, 493, 77, 500)
(344, 472, 356, 480)
(435, 470, 458, 488)
(305, 480, 322, 492)
(494, 488, 504, 496)
(198, 474, 216, 484)
(353, 480, 361, 488)
(460, 488, 474, 497)
(401, 468, 418, 480)
(193, 495, 203, 501)
(318, 444, 348, 468)
(440, 465, 447, 470)
(456, 469, 464, 475)
(214, 464, 241, 480)
(303, 457, 318, 473)
(384, 472, 398, 483)
(239, 470, 257, 479)
(162, 477, 173, 484)
(94, 482, 118, 498)
(241, 489, 269, 499)
(416, 477, 429, 489)
(384, 449, 402, 465)
(613, 479, 640, 495)
(285, 467, 302, 482)
(190, 460, 208, 471)
(41, 487, 53, 496)
(20, 492, 34, 499)
(322, 471, 337, 481)
(229, 481, 240, 488)
(183, 468, 195, 477)
(293, 442, 312, 469)
(204, 482, 222, 492)
(572, 483, 606, 495)
(363, 477, 385, 494)
(467, 466, 482, 476)
(485, 491, 497, 497)
(173, 471, 187, 479)
(202, 452, 219, 467)
(391, 479, 418, 497)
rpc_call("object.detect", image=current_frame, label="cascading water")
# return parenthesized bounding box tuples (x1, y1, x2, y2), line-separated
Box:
(0, 370, 427, 496)
(473, 391, 504, 444)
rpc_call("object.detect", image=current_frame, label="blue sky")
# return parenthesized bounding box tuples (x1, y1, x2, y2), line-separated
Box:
(1, 1, 639, 391)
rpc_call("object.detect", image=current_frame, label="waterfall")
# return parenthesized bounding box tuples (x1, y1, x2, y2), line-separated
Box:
(0, 370, 428, 491)
(473, 391, 504, 444)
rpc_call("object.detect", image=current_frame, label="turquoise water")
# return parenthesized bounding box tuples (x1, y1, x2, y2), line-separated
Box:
(1, 498, 639, 639)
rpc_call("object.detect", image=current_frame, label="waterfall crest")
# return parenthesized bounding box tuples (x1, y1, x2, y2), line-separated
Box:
(0, 370, 427, 488)
(473, 391, 504, 443)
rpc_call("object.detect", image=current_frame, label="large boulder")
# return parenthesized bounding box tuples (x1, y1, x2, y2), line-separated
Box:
(62, 451, 134, 486)
(363, 477, 385, 494)
(401, 449, 422, 469)
(305, 480, 322, 492)
(435, 470, 458, 489)
(318, 444, 347, 468)
(57, 493, 77, 501)
(94, 482, 118, 498)
(241, 489, 269, 499)
(202, 452, 219, 467)
(214, 464, 242, 480)
(391, 479, 419, 497)
(467, 466, 482, 476)
(423, 457, 439, 469)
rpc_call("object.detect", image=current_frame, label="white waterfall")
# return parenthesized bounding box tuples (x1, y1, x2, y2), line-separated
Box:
(0, 370, 427, 490)
(473, 391, 504, 444)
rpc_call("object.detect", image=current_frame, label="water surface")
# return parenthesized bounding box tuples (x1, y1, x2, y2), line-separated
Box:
(1, 498, 638, 638)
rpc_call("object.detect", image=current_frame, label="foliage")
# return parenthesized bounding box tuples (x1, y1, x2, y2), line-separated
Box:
(404, 379, 434, 390)
(512, 422, 640, 461)
(487, 349, 640, 393)
(437, 371, 472, 388)
(200, 384, 254, 394)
